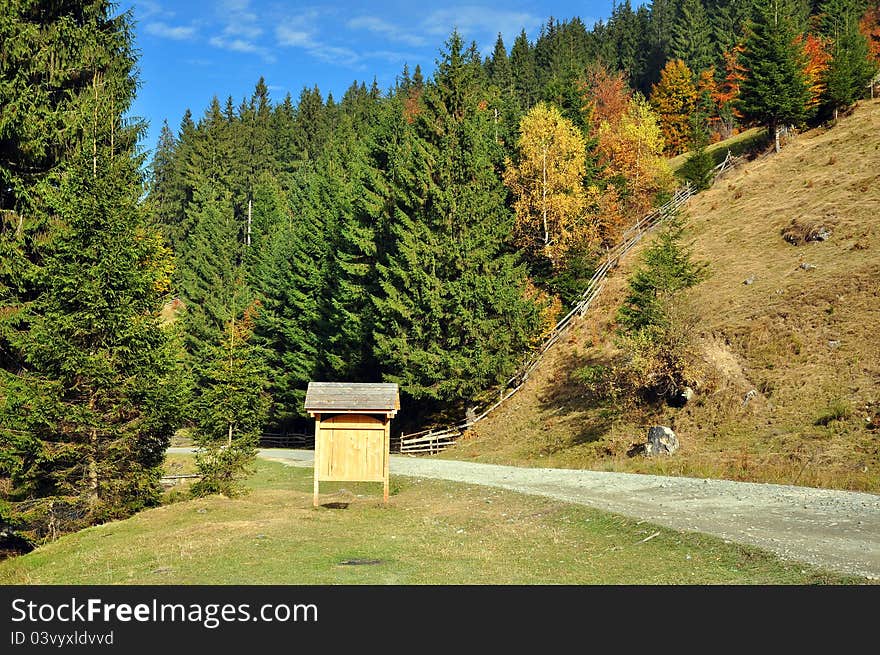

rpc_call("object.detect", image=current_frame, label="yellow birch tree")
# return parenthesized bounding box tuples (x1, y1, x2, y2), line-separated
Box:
(503, 102, 588, 269)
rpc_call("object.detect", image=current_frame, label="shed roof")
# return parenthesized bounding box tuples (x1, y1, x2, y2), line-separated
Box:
(304, 382, 400, 417)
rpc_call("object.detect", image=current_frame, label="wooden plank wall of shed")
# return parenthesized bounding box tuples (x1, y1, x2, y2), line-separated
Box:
(317, 415, 386, 482)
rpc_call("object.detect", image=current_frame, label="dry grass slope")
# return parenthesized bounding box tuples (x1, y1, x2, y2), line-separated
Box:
(445, 100, 880, 492)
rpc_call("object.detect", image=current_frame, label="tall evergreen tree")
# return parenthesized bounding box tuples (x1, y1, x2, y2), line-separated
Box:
(819, 0, 877, 117)
(146, 121, 180, 234)
(737, 0, 811, 151)
(510, 30, 539, 109)
(321, 115, 385, 382)
(649, 0, 679, 76)
(177, 182, 246, 359)
(611, 1, 649, 86)
(0, 1, 179, 544)
(711, 0, 757, 66)
(293, 85, 330, 161)
(671, 0, 716, 74)
(253, 163, 333, 427)
(487, 33, 514, 95)
(237, 77, 275, 220)
(271, 93, 299, 185)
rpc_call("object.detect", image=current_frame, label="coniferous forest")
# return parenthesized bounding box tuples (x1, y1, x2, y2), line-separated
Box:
(1, 0, 878, 547)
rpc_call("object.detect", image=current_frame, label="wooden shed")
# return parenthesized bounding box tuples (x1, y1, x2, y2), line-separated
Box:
(304, 382, 400, 506)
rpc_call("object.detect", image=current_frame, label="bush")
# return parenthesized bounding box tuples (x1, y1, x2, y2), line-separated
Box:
(191, 439, 257, 497)
(614, 312, 706, 402)
(677, 144, 715, 191)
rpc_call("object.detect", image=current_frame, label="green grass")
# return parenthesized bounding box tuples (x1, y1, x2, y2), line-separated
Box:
(668, 127, 767, 172)
(0, 458, 864, 585)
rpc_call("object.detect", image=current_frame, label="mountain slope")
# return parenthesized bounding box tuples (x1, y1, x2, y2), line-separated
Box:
(442, 99, 880, 492)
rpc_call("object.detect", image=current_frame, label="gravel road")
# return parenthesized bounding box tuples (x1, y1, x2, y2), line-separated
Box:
(169, 447, 880, 579)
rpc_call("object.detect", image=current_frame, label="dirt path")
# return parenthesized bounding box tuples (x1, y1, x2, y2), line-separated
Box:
(169, 447, 880, 579)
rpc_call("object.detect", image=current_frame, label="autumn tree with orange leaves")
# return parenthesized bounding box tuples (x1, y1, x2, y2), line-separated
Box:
(578, 63, 632, 134)
(714, 45, 747, 138)
(801, 34, 831, 112)
(861, 2, 880, 63)
(597, 94, 673, 217)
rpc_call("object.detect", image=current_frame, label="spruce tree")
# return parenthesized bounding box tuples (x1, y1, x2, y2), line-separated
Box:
(271, 93, 299, 185)
(712, 0, 756, 66)
(0, 1, 180, 543)
(173, 97, 238, 276)
(511, 30, 539, 109)
(253, 164, 333, 427)
(488, 33, 514, 96)
(293, 85, 330, 161)
(737, 0, 811, 151)
(322, 116, 385, 382)
(146, 121, 180, 233)
(177, 182, 245, 359)
(237, 77, 275, 227)
(611, 212, 709, 401)
(671, 0, 716, 74)
(618, 212, 709, 333)
(610, 1, 648, 84)
(819, 0, 877, 118)
(648, 0, 678, 75)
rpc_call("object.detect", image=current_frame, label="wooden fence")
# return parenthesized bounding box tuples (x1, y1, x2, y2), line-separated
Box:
(399, 152, 739, 455)
(259, 432, 315, 448)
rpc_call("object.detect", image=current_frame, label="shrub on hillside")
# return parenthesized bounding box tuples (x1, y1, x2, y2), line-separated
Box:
(577, 212, 710, 405)
(677, 144, 716, 191)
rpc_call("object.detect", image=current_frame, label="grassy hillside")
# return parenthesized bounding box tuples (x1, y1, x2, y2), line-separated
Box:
(0, 458, 858, 584)
(443, 100, 880, 493)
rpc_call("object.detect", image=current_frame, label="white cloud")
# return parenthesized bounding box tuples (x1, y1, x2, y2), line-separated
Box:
(276, 25, 317, 48)
(275, 12, 364, 69)
(421, 6, 541, 43)
(135, 1, 173, 21)
(311, 45, 362, 67)
(144, 21, 196, 40)
(224, 22, 263, 40)
(216, 0, 262, 40)
(209, 36, 276, 63)
(347, 16, 427, 47)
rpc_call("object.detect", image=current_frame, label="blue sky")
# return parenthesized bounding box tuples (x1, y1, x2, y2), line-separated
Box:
(123, 1, 619, 157)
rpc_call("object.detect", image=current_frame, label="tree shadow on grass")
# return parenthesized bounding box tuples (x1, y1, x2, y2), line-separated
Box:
(533, 348, 621, 449)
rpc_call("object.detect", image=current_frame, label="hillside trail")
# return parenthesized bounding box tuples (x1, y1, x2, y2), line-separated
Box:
(236, 448, 880, 580)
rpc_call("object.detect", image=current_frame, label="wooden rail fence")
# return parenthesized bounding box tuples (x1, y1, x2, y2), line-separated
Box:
(399, 152, 739, 455)
(259, 432, 315, 448)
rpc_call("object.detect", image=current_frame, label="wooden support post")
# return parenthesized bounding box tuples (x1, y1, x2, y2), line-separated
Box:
(383, 418, 390, 504)
(313, 415, 320, 507)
